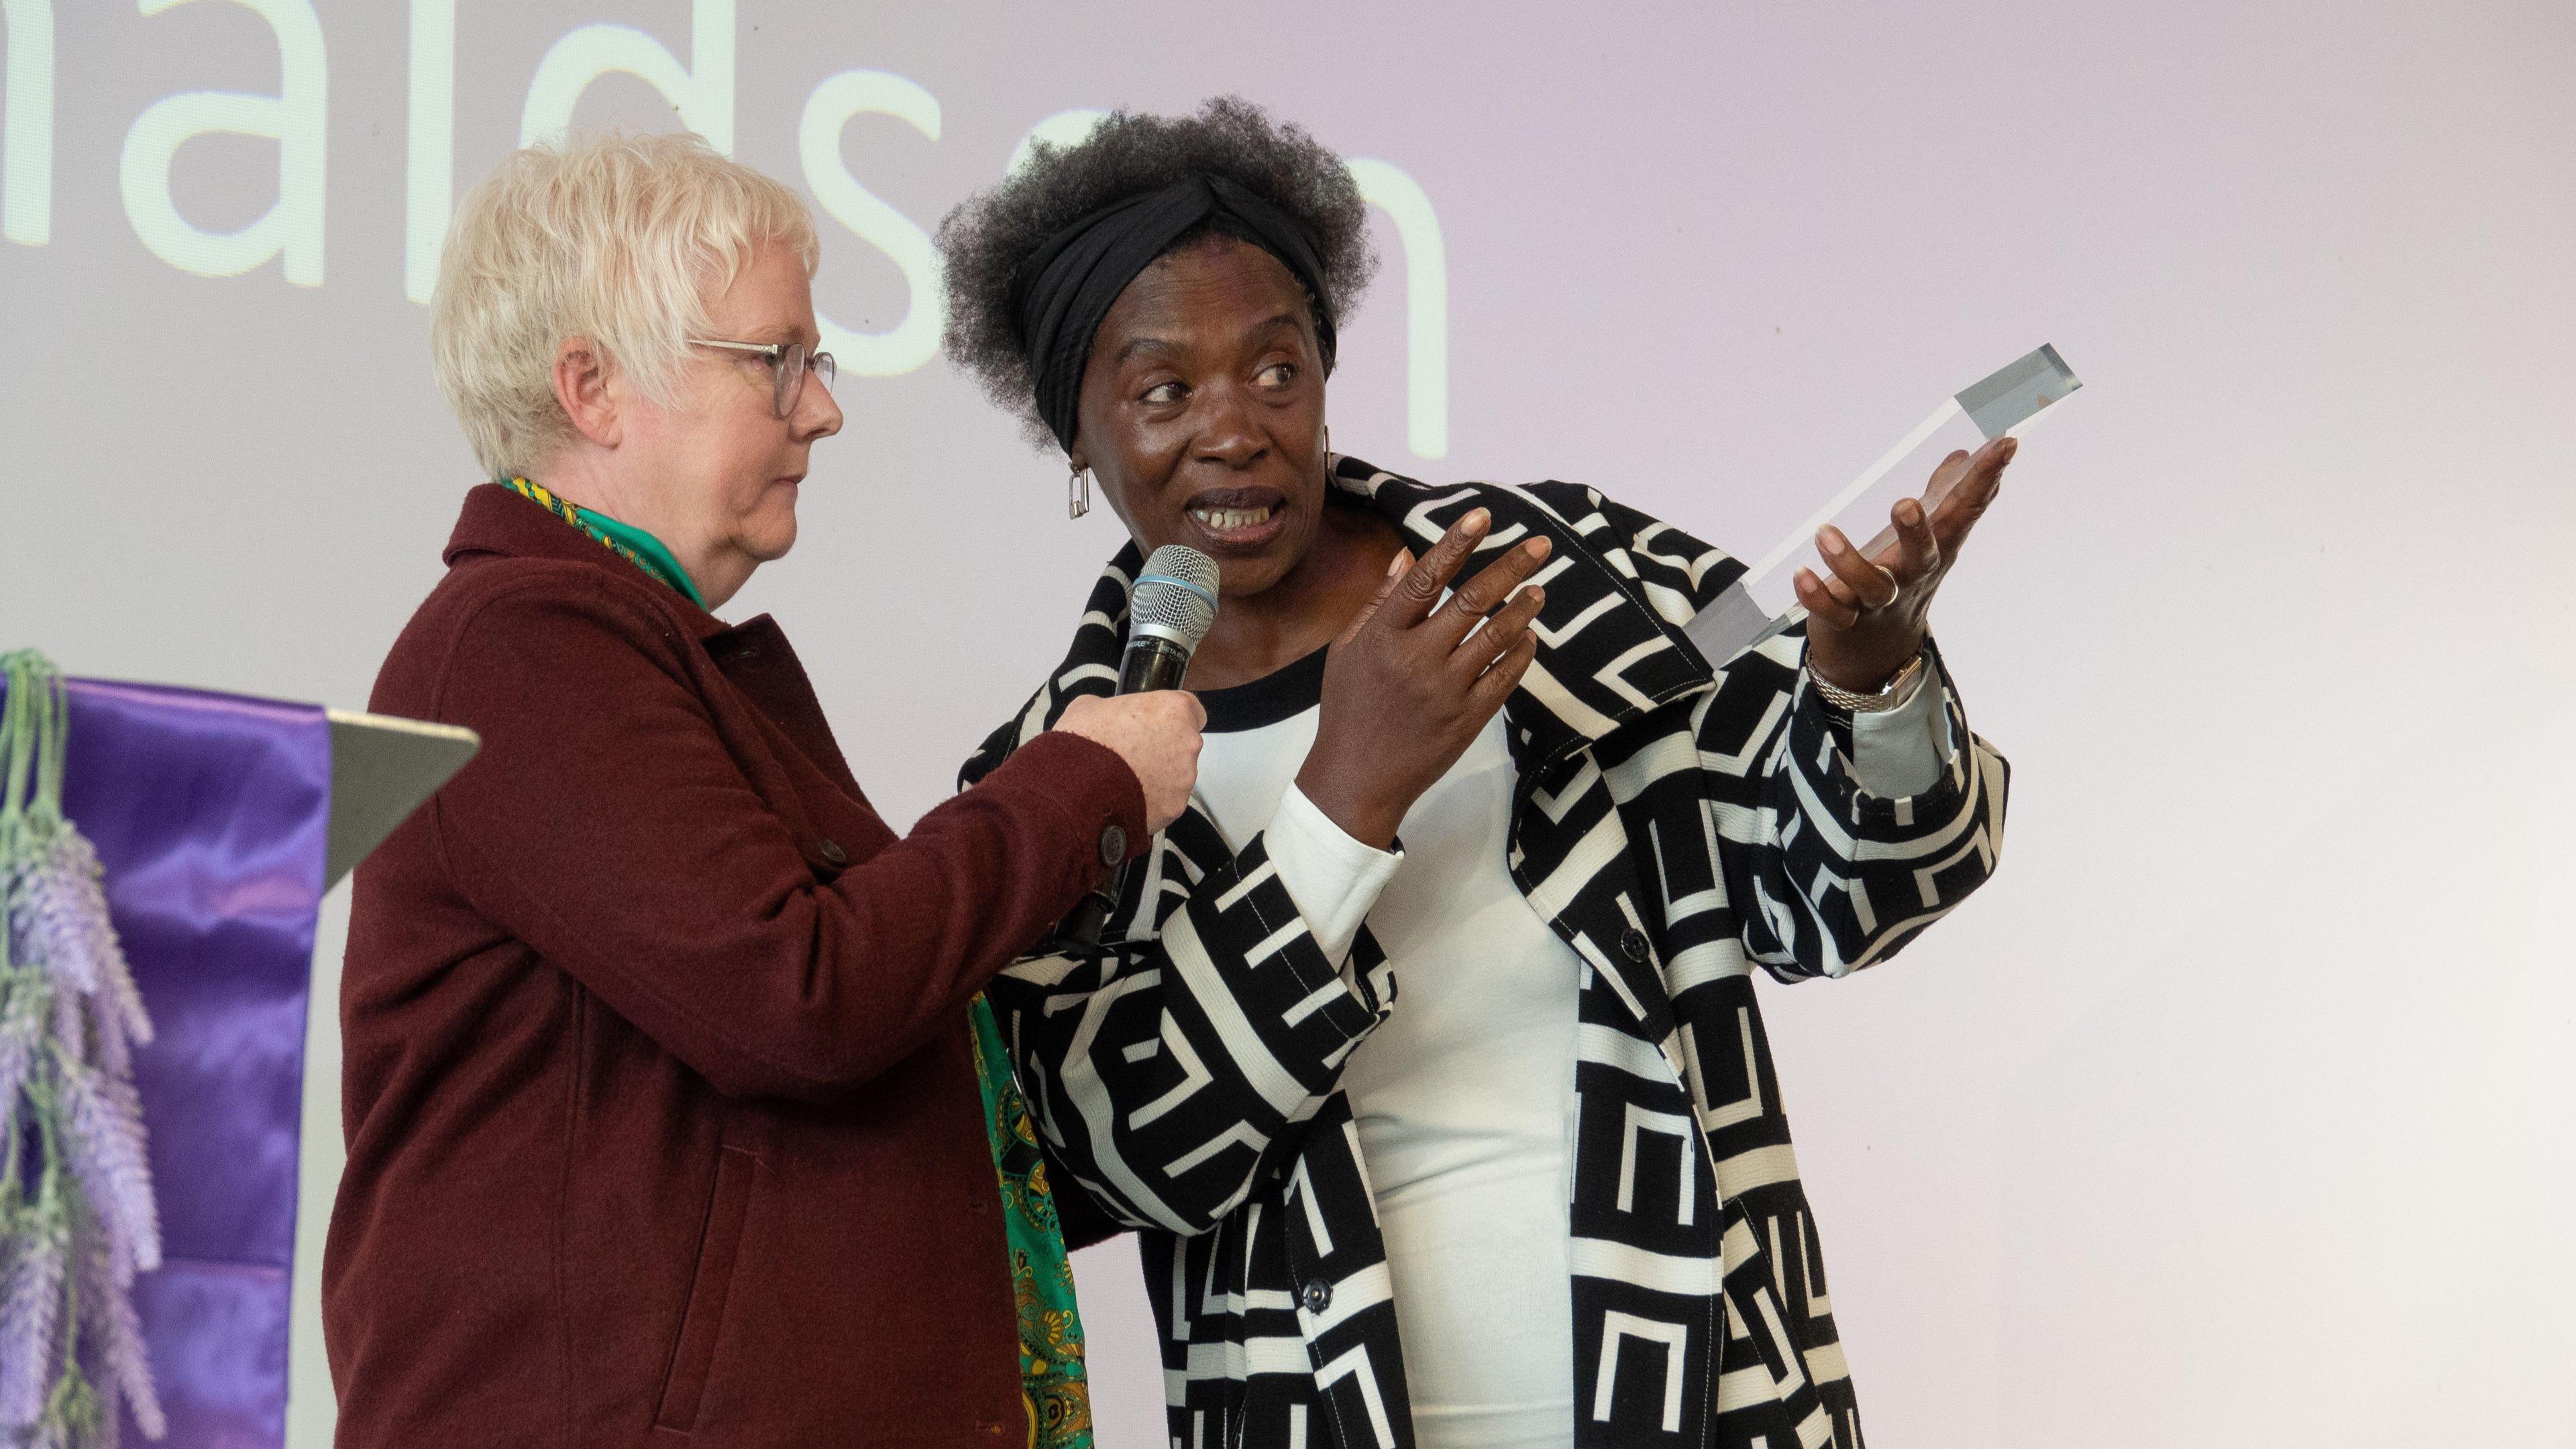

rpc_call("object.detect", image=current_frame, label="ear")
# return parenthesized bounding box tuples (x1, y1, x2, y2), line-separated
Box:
(553, 337, 622, 449)
(1065, 441, 1089, 474)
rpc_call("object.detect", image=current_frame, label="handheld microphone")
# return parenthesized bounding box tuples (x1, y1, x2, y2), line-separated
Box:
(1120, 544, 1221, 694)
(1063, 543, 1218, 947)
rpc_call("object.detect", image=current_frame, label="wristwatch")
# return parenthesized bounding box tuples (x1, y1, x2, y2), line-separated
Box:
(1811, 651, 1929, 714)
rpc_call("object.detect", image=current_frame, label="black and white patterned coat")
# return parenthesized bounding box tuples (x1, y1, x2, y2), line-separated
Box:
(961, 456, 2010, 1449)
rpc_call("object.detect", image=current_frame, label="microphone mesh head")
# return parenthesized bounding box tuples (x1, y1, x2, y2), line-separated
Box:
(1131, 543, 1220, 650)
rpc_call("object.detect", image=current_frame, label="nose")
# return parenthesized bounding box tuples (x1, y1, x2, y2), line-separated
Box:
(1191, 380, 1266, 470)
(796, 368, 843, 441)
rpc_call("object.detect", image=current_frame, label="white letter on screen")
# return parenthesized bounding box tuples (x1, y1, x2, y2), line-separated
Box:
(800, 70, 943, 378)
(2, 0, 52, 246)
(521, 0, 734, 154)
(1344, 158, 1448, 460)
(404, 0, 453, 303)
(1006, 109, 1106, 176)
(118, 0, 327, 286)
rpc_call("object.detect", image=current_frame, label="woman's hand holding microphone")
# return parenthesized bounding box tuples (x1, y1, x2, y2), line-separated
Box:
(1297, 509, 1552, 851)
(1055, 692, 1205, 835)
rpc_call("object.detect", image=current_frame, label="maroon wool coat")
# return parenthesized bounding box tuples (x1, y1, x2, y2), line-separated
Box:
(321, 484, 1146, 1447)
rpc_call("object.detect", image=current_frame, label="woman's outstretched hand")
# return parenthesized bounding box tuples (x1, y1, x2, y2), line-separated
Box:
(1795, 433, 2018, 692)
(1297, 509, 1552, 850)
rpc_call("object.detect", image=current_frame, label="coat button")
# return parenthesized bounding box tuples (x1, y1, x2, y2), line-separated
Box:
(818, 838, 849, 867)
(1620, 928, 1651, 963)
(1301, 1277, 1332, 1314)
(1099, 823, 1128, 869)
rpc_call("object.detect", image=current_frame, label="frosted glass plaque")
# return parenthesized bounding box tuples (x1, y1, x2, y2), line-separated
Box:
(1685, 345, 2080, 665)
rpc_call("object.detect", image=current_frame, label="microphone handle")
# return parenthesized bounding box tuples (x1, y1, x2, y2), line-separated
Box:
(1056, 635, 1197, 948)
(1118, 635, 1193, 694)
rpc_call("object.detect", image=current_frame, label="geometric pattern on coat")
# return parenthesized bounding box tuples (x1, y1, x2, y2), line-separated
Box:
(962, 455, 2011, 1448)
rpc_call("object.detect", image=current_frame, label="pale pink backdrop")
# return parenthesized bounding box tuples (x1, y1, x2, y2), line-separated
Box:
(3, 3, 2571, 1444)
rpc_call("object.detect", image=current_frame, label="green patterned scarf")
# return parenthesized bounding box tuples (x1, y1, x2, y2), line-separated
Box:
(497, 477, 1093, 1446)
(499, 478, 706, 606)
(969, 1005, 1095, 1448)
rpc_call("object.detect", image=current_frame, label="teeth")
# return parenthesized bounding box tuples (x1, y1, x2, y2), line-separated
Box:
(1191, 506, 1270, 531)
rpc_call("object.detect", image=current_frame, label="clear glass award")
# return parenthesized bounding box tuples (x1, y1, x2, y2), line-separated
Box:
(1684, 344, 2082, 665)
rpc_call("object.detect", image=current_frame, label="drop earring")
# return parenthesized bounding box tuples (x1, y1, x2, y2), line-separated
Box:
(1068, 465, 1091, 520)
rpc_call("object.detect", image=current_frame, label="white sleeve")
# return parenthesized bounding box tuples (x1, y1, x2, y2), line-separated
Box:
(1260, 784, 1403, 964)
(1849, 667, 1953, 798)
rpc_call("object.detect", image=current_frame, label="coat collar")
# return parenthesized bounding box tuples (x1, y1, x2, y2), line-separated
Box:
(445, 482, 733, 639)
(441, 483, 861, 794)
(1034, 455, 1719, 773)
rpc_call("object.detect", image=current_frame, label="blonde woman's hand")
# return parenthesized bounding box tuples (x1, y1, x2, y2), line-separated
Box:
(1055, 691, 1206, 834)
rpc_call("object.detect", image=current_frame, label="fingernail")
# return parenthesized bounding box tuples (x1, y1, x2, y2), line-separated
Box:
(1463, 508, 1491, 532)
(1816, 527, 1841, 553)
(1387, 550, 1409, 576)
(1525, 537, 1551, 557)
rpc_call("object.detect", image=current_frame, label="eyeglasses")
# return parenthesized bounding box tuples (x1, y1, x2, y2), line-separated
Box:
(690, 338, 837, 419)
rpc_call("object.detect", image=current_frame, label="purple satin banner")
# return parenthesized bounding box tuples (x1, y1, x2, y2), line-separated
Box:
(5, 677, 331, 1449)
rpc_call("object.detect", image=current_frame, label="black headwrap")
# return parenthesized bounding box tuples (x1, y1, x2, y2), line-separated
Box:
(1010, 174, 1338, 453)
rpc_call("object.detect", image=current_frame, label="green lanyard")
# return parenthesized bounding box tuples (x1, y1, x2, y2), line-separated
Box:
(969, 997, 1095, 1448)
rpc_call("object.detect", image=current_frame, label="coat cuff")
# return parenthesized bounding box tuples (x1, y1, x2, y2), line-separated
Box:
(1793, 637, 1974, 835)
(977, 729, 1151, 892)
(1847, 653, 1953, 798)
(1263, 785, 1403, 965)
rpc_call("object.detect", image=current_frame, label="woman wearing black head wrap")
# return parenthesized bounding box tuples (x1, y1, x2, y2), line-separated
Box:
(945, 95, 2015, 1449)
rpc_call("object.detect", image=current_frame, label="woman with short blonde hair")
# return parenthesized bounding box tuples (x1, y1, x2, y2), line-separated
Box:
(323, 130, 1203, 1446)
(432, 131, 819, 480)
